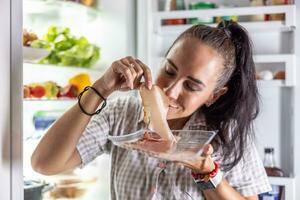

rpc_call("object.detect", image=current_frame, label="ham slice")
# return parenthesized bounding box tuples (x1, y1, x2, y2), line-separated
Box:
(139, 84, 177, 143)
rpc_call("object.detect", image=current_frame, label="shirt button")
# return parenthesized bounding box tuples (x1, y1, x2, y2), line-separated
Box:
(151, 186, 157, 193)
(157, 161, 166, 169)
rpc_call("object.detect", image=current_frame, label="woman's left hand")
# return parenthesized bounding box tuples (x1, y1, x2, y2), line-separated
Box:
(176, 144, 215, 175)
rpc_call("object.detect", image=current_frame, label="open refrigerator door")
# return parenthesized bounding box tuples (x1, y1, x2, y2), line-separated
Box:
(22, 0, 136, 199)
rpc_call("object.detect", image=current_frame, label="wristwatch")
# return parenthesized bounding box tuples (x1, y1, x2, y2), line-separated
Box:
(191, 161, 223, 190)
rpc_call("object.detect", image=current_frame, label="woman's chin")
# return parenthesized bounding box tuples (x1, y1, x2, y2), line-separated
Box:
(167, 108, 191, 122)
(166, 112, 175, 120)
(167, 110, 181, 120)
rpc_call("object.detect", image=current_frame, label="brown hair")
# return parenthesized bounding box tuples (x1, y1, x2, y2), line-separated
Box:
(166, 21, 260, 171)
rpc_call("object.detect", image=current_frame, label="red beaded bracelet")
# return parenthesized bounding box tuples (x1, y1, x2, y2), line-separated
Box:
(208, 161, 219, 177)
(191, 161, 220, 181)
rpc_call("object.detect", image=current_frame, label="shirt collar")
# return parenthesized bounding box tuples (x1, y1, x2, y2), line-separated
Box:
(183, 111, 207, 130)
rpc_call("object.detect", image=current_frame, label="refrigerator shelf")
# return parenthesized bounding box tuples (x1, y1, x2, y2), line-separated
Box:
(257, 80, 285, 87)
(23, 61, 104, 73)
(153, 5, 296, 32)
(254, 54, 296, 86)
(23, 98, 77, 102)
(155, 54, 295, 66)
(268, 177, 295, 200)
(24, 0, 101, 21)
(156, 21, 294, 36)
(23, 62, 104, 86)
(152, 54, 295, 86)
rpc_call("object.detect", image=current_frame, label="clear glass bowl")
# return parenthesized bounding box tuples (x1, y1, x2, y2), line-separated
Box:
(108, 129, 217, 163)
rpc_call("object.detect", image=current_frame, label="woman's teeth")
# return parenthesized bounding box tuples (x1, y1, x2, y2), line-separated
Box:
(168, 98, 180, 109)
(169, 104, 179, 109)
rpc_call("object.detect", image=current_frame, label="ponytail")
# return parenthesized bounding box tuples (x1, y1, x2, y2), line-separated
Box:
(203, 21, 260, 171)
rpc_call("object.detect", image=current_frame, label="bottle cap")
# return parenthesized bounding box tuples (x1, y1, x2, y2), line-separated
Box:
(264, 147, 274, 153)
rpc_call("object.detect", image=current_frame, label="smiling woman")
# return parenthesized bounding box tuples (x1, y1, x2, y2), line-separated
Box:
(31, 20, 271, 200)
(157, 22, 258, 172)
(156, 39, 224, 123)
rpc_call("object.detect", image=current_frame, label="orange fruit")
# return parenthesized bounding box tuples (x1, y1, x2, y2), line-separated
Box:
(68, 73, 92, 93)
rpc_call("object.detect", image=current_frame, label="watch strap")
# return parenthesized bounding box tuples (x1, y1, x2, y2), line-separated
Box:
(192, 161, 223, 190)
(195, 169, 223, 190)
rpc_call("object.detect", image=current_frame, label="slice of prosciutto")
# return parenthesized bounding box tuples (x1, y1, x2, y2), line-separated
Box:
(139, 84, 177, 143)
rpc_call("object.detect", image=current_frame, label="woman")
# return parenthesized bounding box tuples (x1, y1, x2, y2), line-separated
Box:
(31, 20, 271, 199)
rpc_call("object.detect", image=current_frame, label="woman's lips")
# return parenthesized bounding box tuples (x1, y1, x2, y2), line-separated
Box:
(168, 98, 181, 109)
(168, 102, 181, 109)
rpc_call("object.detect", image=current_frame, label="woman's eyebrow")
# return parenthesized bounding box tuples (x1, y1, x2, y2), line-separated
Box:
(187, 76, 206, 87)
(166, 59, 178, 70)
(167, 58, 206, 87)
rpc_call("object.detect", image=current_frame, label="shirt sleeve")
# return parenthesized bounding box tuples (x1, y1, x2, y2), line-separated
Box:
(76, 95, 143, 168)
(76, 99, 112, 168)
(223, 140, 272, 197)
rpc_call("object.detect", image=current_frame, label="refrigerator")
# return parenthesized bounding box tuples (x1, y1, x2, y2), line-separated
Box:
(137, 0, 300, 199)
(1, 0, 300, 199)
(21, 0, 136, 200)
(2, 0, 137, 199)
(1, 0, 22, 199)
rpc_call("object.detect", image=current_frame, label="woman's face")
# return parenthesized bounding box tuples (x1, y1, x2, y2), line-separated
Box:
(156, 37, 224, 120)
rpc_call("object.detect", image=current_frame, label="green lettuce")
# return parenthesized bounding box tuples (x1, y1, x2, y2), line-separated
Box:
(31, 26, 100, 68)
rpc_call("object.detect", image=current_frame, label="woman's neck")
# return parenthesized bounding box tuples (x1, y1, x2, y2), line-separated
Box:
(167, 117, 189, 130)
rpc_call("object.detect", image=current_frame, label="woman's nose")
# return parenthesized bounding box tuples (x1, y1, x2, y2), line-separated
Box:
(163, 82, 181, 99)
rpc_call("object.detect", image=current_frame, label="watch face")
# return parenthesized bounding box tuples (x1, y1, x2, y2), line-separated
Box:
(196, 180, 216, 190)
(194, 170, 223, 190)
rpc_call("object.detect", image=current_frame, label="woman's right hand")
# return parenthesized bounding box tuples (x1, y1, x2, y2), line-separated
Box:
(94, 56, 153, 95)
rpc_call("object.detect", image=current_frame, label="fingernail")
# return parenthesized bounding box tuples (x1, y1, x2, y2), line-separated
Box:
(204, 145, 209, 153)
(148, 82, 152, 90)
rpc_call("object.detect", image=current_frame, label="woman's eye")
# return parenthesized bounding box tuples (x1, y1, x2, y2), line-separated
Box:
(164, 65, 176, 76)
(184, 82, 201, 92)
